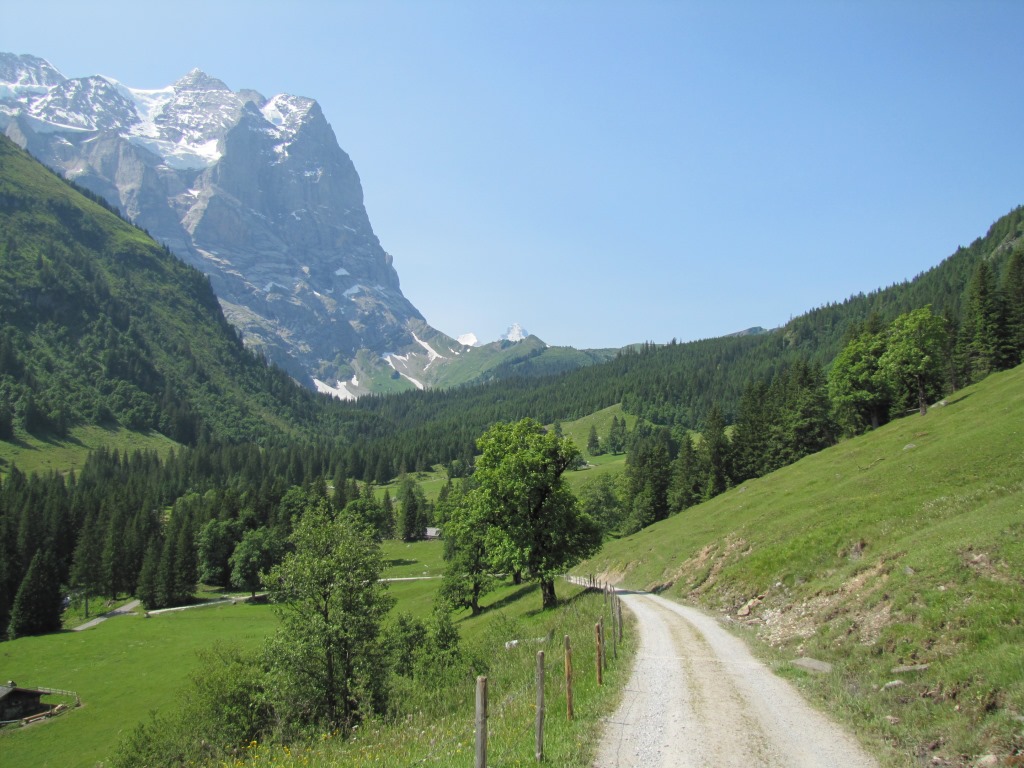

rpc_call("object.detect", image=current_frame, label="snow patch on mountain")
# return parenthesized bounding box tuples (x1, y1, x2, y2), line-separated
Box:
(399, 372, 424, 389)
(504, 323, 528, 342)
(412, 333, 445, 367)
(0, 58, 320, 172)
(313, 377, 356, 401)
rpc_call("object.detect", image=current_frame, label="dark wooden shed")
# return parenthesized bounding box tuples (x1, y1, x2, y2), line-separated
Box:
(0, 682, 47, 721)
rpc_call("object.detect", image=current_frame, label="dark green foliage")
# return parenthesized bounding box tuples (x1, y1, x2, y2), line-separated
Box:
(698, 404, 732, 501)
(229, 527, 283, 597)
(960, 261, 1006, 381)
(586, 423, 602, 455)
(197, 518, 242, 588)
(1004, 248, 1024, 366)
(667, 435, 702, 513)
(8, 549, 62, 638)
(623, 424, 673, 532)
(343, 483, 394, 541)
(396, 474, 429, 542)
(577, 474, 627, 533)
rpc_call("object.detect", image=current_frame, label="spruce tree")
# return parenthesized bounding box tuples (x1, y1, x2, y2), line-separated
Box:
(8, 549, 63, 638)
(1002, 248, 1024, 365)
(962, 261, 1004, 381)
(699, 403, 732, 500)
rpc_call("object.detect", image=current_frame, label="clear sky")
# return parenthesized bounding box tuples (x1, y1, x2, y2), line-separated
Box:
(4, 1, 1024, 348)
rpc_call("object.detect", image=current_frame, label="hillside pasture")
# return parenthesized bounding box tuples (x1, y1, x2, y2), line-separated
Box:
(580, 364, 1024, 765)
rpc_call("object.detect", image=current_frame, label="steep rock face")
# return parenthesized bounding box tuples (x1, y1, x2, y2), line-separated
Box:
(0, 52, 442, 389)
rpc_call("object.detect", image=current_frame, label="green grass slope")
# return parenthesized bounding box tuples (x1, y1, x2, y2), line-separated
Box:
(0, 424, 178, 478)
(580, 364, 1024, 765)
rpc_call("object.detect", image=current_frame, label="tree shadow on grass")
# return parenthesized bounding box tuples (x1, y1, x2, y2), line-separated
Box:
(452, 585, 540, 622)
(385, 558, 418, 568)
(484, 583, 537, 613)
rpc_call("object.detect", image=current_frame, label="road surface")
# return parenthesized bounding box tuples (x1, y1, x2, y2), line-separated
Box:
(594, 592, 878, 767)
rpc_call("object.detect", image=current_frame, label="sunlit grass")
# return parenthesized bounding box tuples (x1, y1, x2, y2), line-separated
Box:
(579, 364, 1024, 764)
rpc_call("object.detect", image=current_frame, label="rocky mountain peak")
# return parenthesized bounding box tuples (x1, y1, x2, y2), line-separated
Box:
(0, 52, 65, 90)
(173, 68, 231, 93)
(0, 52, 447, 395)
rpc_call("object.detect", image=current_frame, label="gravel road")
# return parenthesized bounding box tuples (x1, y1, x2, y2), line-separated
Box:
(594, 592, 878, 767)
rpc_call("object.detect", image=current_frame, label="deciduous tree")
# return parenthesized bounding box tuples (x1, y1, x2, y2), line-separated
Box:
(473, 418, 602, 609)
(878, 306, 948, 416)
(263, 499, 393, 732)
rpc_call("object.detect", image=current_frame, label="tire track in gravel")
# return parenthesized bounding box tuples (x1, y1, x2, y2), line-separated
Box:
(594, 592, 878, 768)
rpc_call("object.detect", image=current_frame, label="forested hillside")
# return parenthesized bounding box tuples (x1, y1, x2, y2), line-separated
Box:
(0, 134, 359, 445)
(342, 204, 1024, 473)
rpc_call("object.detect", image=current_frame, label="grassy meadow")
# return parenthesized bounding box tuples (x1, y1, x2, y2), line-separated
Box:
(578, 364, 1024, 765)
(0, 424, 179, 479)
(0, 602, 278, 768)
(1, 537, 631, 768)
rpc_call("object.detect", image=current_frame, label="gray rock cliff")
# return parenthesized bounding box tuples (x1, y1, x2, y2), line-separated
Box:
(0, 52, 446, 393)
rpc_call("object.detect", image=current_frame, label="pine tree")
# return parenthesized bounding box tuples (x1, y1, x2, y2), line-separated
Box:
(668, 435, 701, 513)
(586, 424, 602, 456)
(962, 261, 1004, 381)
(699, 403, 732, 500)
(136, 539, 161, 609)
(8, 549, 63, 638)
(607, 416, 627, 454)
(70, 515, 104, 618)
(1002, 248, 1024, 365)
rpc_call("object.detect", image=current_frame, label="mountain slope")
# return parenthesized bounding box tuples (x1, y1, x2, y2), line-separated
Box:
(0, 52, 449, 392)
(0, 133, 352, 443)
(580, 364, 1024, 764)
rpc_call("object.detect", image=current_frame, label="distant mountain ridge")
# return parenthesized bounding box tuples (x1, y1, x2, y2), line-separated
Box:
(0, 132, 360, 443)
(0, 52, 456, 394)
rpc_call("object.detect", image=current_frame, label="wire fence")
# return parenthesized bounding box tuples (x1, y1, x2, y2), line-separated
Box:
(472, 578, 627, 767)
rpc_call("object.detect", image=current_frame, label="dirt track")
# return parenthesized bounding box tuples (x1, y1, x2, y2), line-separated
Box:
(594, 592, 878, 767)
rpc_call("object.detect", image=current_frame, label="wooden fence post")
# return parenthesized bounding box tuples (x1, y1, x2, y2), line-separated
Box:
(476, 675, 488, 768)
(536, 651, 545, 762)
(611, 595, 618, 660)
(595, 622, 603, 686)
(600, 617, 608, 670)
(564, 634, 574, 721)
(617, 597, 624, 643)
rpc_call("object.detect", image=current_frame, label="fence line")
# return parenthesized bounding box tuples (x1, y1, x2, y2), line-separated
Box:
(472, 577, 628, 766)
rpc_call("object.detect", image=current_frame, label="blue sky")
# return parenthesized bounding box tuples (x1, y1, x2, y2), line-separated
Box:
(5, 1, 1024, 348)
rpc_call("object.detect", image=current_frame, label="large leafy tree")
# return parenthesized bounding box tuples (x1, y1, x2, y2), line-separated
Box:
(437, 481, 495, 615)
(263, 499, 393, 733)
(474, 418, 602, 609)
(878, 306, 948, 416)
(828, 328, 891, 434)
(229, 527, 283, 598)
